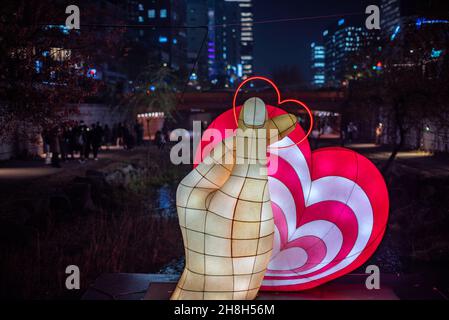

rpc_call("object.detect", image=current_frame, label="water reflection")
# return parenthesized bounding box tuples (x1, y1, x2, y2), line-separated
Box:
(155, 184, 177, 217)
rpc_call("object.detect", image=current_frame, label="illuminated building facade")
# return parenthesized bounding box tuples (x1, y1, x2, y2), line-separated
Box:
(123, 1, 187, 72)
(186, 0, 244, 88)
(207, 0, 241, 87)
(322, 18, 377, 87)
(380, 0, 401, 38)
(310, 43, 325, 88)
(186, 0, 209, 87)
(381, 0, 449, 41)
(225, 0, 254, 79)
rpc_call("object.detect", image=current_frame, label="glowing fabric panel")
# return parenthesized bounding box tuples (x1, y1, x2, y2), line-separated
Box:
(172, 98, 297, 300)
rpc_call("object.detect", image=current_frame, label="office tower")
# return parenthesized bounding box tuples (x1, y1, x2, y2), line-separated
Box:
(207, 0, 241, 87)
(323, 18, 377, 87)
(225, 0, 254, 79)
(380, 0, 401, 38)
(122, 1, 187, 74)
(185, 0, 243, 88)
(186, 0, 209, 86)
(143, 1, 187, 71)
(310, 43, 326, 88)
(381, 0, 449, 40)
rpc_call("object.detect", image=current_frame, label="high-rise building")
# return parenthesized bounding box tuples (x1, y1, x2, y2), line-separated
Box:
(381, 0, 449, 41)
(123, 1, 187, 74)
(221, 3, 242, 86)
(207, 0, 241, 87)
(186, 0, 243, 89)
(310, 43, 325, 88)
(143, 1, 187, 71)
(380, 0, 401, 38)
(323, 18, 378, 87)
(225, 0, 254, 79)
(186, 0, 209, 86)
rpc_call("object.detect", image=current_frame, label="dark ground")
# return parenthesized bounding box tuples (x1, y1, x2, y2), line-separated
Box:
(0, 145, 189, 299)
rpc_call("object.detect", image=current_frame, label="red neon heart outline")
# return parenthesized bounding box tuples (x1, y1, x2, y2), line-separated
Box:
(232, 76, 314, 150)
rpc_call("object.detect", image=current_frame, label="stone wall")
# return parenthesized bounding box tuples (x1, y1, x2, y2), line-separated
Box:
(68, 103, 127, 127)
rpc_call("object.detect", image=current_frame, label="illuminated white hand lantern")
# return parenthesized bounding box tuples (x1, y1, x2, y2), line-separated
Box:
(194, 77, 389, 293)
(171, 97, 297, 300)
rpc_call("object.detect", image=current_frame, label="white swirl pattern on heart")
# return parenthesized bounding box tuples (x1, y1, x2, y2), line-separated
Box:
(262, 137, 374, 286)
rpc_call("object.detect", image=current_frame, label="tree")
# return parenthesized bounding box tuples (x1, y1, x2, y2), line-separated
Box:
(0, 0, 125, 144)
(345, 22, 449, 174)
(120, 63, 179, 120)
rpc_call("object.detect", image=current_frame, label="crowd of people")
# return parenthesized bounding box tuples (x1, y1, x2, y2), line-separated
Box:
(42, 121, 144, 168)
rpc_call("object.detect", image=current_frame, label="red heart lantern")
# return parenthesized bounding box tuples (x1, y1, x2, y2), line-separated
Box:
(194, 78, 389, 291)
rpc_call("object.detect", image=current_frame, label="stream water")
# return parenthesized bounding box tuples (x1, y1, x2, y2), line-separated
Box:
(146, 184, 177, 218)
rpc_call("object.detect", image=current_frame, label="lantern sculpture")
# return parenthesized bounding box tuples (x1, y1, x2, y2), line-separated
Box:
(173, 77, 389, 299)
(171, 97, 297, 300)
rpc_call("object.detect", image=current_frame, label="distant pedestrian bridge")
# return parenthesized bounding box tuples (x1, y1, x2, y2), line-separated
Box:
(175, 90, 346, 135)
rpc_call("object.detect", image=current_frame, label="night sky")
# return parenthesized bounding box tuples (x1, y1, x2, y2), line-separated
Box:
(253, 0, 374, 82)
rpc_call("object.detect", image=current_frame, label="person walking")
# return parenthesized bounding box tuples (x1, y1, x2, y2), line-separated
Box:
(347, 122, 358, 144)
(91, 123, 103, 160)
(79, 123, 89, 163)
(103, 124, 112, 150)
(83, 124, 95, 160)
(134, 120, 143, 146)
(375, 124, 383, 145)
(155, 130, 166, 150)
(42, 127, 52, 165)
(123, 123, 134, 150)
(116, 122, 124, 148)
(49, 126, 61, 168)
(67, 124, 76, 160)
(59, 125, 69, 162)
(73, 122, 83, 161)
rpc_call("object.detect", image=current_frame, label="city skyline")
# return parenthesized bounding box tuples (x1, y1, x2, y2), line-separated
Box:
(106, 0, 374, 86)
(39, 0, 449, 88)
(253, 0, 374, 81)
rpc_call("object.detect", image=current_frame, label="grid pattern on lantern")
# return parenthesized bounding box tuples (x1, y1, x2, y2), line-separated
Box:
(171, 98, 298, 300)
(172, 121, 275, 300)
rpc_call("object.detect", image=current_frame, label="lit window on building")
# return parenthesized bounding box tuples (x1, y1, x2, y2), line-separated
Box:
(160, 9, 167, 18)
(49, 47, 71, 62)
(35, 60, 42, 73)
(431, 48, 443, 58)
(237, 64, 243, 77)
(138, 16, 144, 23)
(148, 9, 155, 18)
(87, 68, 97, 78)
(138, 4, 144, 11)
(159, 36, 168, 43)
(190, 73, 198, 81)
(137, 112, 165, 119)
